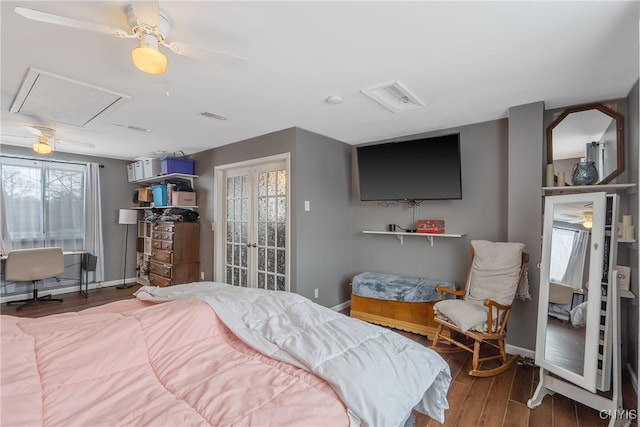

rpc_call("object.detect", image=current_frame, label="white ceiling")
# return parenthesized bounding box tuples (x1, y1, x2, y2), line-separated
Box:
(1, 1, 638, 161)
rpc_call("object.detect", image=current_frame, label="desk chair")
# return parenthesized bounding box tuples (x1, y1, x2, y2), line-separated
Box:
(6, 247, 65, 311)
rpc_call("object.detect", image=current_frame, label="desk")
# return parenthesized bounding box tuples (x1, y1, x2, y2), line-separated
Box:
(1, 250, 91, 297)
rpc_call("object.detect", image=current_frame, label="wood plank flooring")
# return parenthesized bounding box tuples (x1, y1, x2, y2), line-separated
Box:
(2, 286, 637, 427)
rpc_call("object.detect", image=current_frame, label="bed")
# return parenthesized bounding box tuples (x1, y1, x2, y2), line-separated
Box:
(1, 282, 451, 427)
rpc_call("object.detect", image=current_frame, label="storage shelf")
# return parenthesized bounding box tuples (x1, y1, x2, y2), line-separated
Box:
(131, 205, 198, 210)
(362, 230, 466, 246)
(619, 289, 636, 299)
(542, 183, 636, 196)
(132, 173, 199, 187)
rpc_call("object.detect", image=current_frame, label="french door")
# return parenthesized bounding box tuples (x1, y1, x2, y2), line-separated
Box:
(222, 160, 289, 291)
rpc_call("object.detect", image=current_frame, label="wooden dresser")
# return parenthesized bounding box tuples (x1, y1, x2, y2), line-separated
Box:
(149, 221, 200, 287)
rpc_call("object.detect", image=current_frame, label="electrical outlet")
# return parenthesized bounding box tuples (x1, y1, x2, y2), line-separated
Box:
(200, 271, 205, 281)
(314, 288, 319, 298)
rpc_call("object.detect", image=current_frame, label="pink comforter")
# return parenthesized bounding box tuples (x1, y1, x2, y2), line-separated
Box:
(1, 298, 349, 426)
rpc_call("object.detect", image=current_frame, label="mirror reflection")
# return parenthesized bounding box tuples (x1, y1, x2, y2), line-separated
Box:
(544, 201, 592, 375)
(547, 104, 624, 185)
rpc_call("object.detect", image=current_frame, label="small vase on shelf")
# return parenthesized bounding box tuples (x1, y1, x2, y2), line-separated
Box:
(571, 161, 599, 186)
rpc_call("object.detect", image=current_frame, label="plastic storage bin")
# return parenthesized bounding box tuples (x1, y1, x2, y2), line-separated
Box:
(142, 158, 161, 178)
(161, 157, 195, 175)
(127, 163, 136, 182)
(151, 184, 168, 207)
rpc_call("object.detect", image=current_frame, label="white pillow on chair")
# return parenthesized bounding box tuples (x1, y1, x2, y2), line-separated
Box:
(434, 299, 490, 332)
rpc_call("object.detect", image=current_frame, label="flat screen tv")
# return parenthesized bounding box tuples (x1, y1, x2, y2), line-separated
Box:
(356, 133, 462, 201)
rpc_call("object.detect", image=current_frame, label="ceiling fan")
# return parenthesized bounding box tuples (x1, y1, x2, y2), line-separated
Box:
(14, 3, 247, 75)
(2, 126, 96, 155)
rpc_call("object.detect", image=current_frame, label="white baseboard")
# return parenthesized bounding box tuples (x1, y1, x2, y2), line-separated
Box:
(505, 343, 535, 359)
(332, 300, 351, 312)
(627, 363, 638, 395)
(0, 277, 137, 304)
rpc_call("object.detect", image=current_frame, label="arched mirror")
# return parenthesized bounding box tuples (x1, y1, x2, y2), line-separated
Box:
(547, 103, 624, 185)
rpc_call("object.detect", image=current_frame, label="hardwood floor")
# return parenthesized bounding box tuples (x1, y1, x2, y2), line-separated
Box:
(0, 284, 142, 317)
(2, 287, 637, 427)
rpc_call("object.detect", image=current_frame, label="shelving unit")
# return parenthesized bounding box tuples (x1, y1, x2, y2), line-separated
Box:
(362, 230, 466, 246)
(136, 220, 152, 286)
(132, 205, 198, 210)
(542, 183, 636, 196)
(132, 173, 200, 287)
(132, 173, 199, 188)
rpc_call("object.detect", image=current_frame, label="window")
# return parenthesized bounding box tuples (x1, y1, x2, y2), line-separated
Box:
(549, 227, 577, 284)
(1, 157, 85, 251)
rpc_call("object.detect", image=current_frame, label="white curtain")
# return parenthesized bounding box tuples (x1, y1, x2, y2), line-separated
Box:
(0, 162, 12, 255)
(83, 163, 104, 282)
(561, 230, 590, 288)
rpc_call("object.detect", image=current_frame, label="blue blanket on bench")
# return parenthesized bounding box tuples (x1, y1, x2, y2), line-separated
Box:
(352, 272, 456, 303)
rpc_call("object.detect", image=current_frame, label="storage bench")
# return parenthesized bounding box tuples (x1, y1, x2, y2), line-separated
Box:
(350, 272, 455, 338)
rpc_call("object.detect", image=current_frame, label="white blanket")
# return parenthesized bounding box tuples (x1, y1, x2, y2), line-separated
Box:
(135, 282, 451, 427)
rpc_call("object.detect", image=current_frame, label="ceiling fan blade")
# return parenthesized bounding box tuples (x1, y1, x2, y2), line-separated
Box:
(15, 7, 133, 38)
(165, 41, 248, 67)
(24, 125, 51, 137)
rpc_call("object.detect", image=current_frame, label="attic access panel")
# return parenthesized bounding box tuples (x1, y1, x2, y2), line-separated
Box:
(10, 68, 130, 127)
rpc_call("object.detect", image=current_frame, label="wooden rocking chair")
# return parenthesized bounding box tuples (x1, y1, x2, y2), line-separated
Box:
(431, 240, 529, 377)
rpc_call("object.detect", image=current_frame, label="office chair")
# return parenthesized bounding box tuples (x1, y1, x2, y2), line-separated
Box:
(6, 247, 65, 311)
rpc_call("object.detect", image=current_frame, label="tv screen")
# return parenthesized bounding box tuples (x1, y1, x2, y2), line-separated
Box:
(356, 133, 462, 201)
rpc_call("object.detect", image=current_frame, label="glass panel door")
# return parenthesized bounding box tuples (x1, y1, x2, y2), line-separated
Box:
(255, 167, 287, 291)
(223, 161, 288, 291)
(224, 171, 249, 287)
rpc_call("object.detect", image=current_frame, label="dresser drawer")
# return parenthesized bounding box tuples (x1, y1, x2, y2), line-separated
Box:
(151, 249, 173, 263)
(149, 273, 172, 287)
(149, 260, 173, 278)
(153, 223, 174, 233)
(152, 231, 174, 241)
(151, 240, 174, 251)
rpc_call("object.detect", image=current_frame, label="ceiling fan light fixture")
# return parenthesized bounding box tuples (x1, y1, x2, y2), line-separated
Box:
(32, 137, 52, 154)
(131, 34, 168, 75)
(583, 216, 593, 229)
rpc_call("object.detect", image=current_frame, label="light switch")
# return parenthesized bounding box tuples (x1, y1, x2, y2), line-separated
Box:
(304, 201, 310, 211)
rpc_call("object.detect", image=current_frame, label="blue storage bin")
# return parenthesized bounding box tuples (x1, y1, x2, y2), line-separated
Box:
(161, 158, 194, 175)
(151, 184, 168, 207)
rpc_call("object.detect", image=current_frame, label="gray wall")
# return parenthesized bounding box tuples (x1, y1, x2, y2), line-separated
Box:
(351, 119, 509, 288)
(507, 102, 544, 351)
(0, 144, 134, 282)
(295, 128, 353, 305)
(191, 128, 297, 283)
(191, 127, 353, 306)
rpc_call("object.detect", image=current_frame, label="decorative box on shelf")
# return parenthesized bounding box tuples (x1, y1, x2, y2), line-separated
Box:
(416, 219, 445, 234)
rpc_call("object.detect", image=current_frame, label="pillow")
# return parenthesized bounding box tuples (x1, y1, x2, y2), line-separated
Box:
(434, 299, 489, 332)
(570, 301, 588, 328)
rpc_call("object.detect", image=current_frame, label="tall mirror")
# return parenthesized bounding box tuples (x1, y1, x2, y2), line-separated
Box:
(536, 192, 606, 392)
(547, 103, 624, 185)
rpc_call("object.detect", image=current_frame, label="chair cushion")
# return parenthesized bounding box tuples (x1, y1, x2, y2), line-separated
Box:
(466, 240, 525, 307)
(433, 299, 489, 332)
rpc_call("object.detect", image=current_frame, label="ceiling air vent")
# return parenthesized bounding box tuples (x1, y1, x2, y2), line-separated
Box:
(10, 68, 130, 127)
(361, 80, 425, 113)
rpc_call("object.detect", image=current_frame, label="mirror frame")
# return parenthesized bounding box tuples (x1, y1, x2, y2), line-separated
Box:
(546, 103, 624, 185)
(536, 192, 606, 393)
